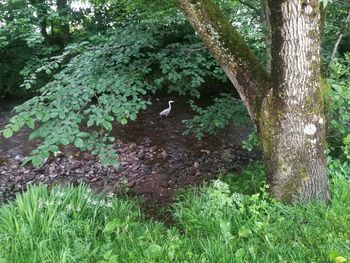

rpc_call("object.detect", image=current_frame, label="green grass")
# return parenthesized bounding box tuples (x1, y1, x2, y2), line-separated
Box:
(0, 163, 350, 263)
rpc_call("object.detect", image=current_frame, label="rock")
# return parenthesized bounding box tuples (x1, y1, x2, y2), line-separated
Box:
(195, 170, 201, 176)
(68, 161, 82, 170)
(14, 176, 22, 183)
(49, 173, 58, 178)
(127, 180, 136, 187)
(168, 180, 175, 187)
(54, 151, 64, 158)
(194, 162, 200, 169)
(131, 165, 141, 173)
(117, 148, 126, 154)
(82, 152, 94, 161)
(73, 151, 82, 159)
(160, 151, 168, 158)
(128, 142, 137, 151)
(14, 155, 23, 162)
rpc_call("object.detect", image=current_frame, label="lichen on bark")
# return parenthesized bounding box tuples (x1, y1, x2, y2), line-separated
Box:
(177, 0, 330, 203)
(176, 0, 271, 121)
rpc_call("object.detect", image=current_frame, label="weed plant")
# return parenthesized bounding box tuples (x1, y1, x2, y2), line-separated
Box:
(0, 161, 350, 262)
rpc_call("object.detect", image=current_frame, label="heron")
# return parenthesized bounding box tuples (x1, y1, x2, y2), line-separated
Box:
(159, 100, 174, 118)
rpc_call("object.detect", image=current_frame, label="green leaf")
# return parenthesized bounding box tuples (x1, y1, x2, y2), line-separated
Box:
(87, 119, 95, 127)
(220, 220, 233, 242)
(82, 93, 90, 100)
(60, 137, 70, 145)
(77, 132, 90, 138)
(329, 251, 340, 261)
(11, 124, 20, 132)
(112, 106, 119, 113)
(3, 129, 13, 138)
(74, 138, 84, 148)
(235, 248, 245, 261)
(102, 120, 112, 131)
(130, 113, 137, 121)
(103, 218, 122, 234)
(39, 150, 50, 159)
(49, 145, 59, 152)
(238, 225, 252, 238)
(26, 118, 35, 129)
(32, 155, 43, 167)
(120, 118, 128, 125)
(144, 244, 162, 258)
(35, 111, 44, 120)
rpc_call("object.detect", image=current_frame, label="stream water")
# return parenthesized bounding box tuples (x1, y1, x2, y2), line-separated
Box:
(0, 95, 257, 205)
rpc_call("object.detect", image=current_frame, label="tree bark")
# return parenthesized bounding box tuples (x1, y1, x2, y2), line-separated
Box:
(56, 0, 70, 47)
(261, 0, 271, 73)
(176, 0, 271, 120)
(29, 0, 50, 44)
(177, 0, 329, 202)
(262, 0, 329, 202)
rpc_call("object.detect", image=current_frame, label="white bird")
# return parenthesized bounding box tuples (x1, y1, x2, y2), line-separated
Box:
(159, 100, 174, 118)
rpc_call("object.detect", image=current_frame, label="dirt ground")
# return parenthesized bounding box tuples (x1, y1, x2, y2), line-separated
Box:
(0, 96, 259, 208)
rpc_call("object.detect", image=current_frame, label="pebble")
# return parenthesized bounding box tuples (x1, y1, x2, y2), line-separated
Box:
(194, 162, 200, 169)
(0, 134, 255, 205)
(195, 171, 201, 176)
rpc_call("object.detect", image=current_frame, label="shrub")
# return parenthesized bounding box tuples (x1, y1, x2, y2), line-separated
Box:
(1, 164, 350, 262)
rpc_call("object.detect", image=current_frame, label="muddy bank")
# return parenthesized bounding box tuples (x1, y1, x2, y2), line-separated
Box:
(0, 96, 259, 205)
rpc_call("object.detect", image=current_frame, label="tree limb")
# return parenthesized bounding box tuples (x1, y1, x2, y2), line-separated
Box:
(328, 7, 350, 69)
(238, 0, 261, 17)
(176, 0, 271, 120)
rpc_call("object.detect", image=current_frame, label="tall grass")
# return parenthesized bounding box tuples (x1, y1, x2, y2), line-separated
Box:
(0, 162, 350, 262)
(0, 184, 179, 263)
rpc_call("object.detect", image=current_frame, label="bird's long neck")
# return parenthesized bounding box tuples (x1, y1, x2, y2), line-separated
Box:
(168, 101, 172, 110)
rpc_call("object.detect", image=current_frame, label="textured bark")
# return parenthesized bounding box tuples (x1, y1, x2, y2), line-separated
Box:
(177, 0, 329, 202)
(261, 0, 271, 73)
(176, 0, 271, 119)
(260, 0, 329, 202)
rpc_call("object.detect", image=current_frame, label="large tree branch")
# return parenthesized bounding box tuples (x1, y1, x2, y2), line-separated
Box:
(176, 0, 271, 121)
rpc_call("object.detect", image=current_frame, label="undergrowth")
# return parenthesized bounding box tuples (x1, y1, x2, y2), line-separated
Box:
(0, 161, 349, 263)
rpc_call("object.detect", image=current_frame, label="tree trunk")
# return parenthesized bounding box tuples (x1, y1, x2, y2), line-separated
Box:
(29, 0, 50, 44)
(177, 0, 329, 202)
(261, 0, 271, 73)
(261, 0, 329, 202)
(56, 0, 70, 47)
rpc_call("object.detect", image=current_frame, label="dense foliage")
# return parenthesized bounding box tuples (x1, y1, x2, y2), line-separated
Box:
(1, 1, 350, 261)
(2, 0, 348, 166)
(182, 94, 251, 140)
(0, 162, 350, 262)
(1, 18, 228, 166)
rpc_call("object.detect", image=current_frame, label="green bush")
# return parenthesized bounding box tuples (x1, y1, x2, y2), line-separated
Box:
(1, 163, 350, 263)
(327, 54, 350, 160)
(182, 94, 251, 140)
